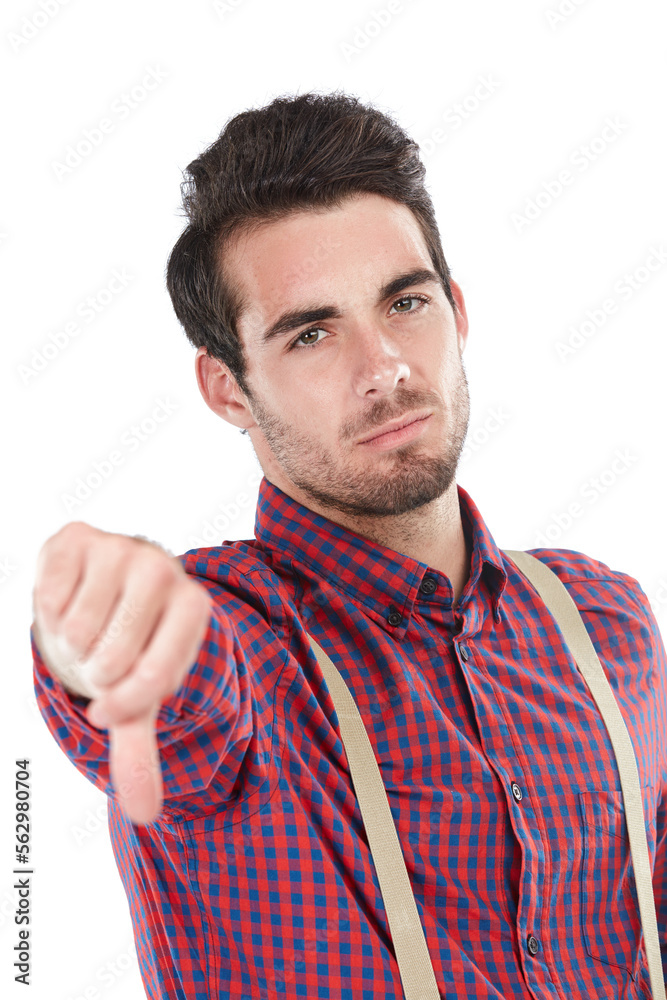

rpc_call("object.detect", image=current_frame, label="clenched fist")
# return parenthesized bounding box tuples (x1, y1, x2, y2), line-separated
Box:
(32, 522, 212, 825)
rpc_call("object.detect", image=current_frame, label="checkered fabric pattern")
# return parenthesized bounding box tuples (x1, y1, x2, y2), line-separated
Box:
(32, 478, 667, 999)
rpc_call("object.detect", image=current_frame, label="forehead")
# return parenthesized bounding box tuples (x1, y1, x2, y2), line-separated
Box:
(224, 193, 432, 338)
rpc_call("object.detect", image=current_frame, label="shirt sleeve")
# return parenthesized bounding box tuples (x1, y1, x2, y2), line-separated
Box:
(626, 578, 667, 981)
(31, 574, 256, 822)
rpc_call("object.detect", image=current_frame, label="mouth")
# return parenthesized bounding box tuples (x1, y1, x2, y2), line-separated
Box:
(357, 411, 433, 447)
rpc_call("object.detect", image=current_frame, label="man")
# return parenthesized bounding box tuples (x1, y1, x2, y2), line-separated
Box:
(32, 92, 666, 1000)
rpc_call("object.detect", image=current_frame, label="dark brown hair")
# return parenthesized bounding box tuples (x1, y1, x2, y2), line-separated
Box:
(165, 90, 457, 401)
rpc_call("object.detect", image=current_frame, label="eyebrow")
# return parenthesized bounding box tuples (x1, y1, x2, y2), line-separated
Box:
(260, 268, 442, 345)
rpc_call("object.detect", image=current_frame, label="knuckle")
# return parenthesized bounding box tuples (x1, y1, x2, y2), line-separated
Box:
(98, 533, 136, 564)
(38, 546, 71, 580)
(63, 519, 91, 533)
(137, 551, 180, 589)
(36, 523, 97, 582)
(56, 520, 94, 544)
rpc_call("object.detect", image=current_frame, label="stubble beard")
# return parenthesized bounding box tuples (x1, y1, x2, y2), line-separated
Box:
(245, 360, 471, 520)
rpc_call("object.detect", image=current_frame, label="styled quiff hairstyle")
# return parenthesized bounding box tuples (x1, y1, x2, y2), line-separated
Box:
(165, 90, 457, 400)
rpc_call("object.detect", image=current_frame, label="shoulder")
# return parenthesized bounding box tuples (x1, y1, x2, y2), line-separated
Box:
(509, 546, 657, 637)
(174, 539, 294, 632)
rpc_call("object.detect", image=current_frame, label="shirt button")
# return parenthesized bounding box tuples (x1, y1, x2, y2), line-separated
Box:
(419, 575, 437, 595)
(527, 935, 540, 956)
(459, 644, 469, 661)
(387, 606, 403, 627)
(511, 782, 523, 802)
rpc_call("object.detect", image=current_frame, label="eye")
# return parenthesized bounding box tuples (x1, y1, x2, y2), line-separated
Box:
(389, 293, 430, 315)
(287, 293, 430, 351)
(288, 327, 329, 350)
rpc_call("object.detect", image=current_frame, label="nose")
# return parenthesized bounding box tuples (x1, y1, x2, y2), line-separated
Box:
(350, 327, 411, 397)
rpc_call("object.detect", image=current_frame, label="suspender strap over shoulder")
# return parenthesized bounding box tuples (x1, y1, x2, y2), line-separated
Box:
(506, 551, 664, 1000)
(306, 549, 665, 1000)
(307, 635, 442, 1000)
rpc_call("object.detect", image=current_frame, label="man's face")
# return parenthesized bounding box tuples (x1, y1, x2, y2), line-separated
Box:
(208, 191, 471, 520)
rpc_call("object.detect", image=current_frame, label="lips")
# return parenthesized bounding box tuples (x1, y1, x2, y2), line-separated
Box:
(358, 411, 430, 444)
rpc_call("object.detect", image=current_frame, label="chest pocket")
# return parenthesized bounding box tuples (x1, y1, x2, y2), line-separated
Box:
(579, 788, 657, 978)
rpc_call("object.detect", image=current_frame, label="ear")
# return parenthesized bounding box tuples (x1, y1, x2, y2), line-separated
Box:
(194, 347, 255, 431)
(448, 279, 469, 354)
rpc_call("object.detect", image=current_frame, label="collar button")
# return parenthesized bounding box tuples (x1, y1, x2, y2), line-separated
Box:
(387, 606, 403, 627)
(419, 575, 437, 595)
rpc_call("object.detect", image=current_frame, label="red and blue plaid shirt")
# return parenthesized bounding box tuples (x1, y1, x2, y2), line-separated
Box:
(32, 477, 667, 999)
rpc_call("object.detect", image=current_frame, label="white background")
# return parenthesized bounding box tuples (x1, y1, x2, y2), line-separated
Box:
(2, 0, 666, 997)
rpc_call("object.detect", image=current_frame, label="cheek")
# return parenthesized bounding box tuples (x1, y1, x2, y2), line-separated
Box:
(266, 378, 316, 432)
(416, 349, 448, 390)
(435, 343, 462, 383)
(276, 371, 337, 414)
(286, 386, 345, 448)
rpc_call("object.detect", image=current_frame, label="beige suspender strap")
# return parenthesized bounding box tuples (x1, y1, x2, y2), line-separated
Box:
(306, 549, 665, 1000)
(306, 633, 442, 1000)
(505, 550, 665, 1000)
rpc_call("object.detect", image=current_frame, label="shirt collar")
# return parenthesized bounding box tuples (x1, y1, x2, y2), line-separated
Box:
(254, 476, 508, 632)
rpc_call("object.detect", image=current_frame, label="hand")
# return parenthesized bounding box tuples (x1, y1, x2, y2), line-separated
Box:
(32, 522, 212, 825)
